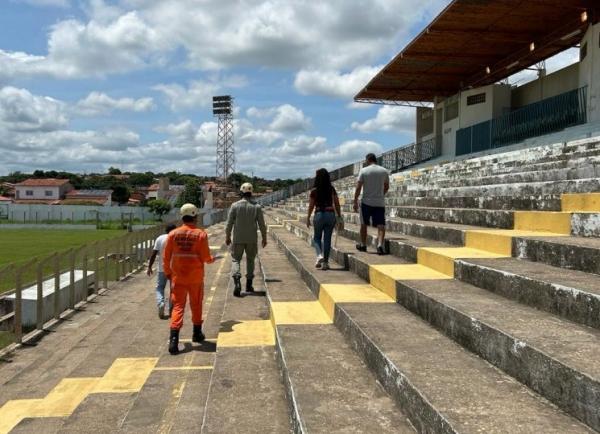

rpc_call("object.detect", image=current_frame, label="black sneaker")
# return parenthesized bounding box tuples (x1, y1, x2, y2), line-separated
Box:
(355, 244, 367, 252)
(246, 278, 254, 293)
(377, 246, 386, 255)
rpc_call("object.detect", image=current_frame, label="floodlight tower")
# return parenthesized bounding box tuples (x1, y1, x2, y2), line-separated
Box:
(213, 95, 235, 182)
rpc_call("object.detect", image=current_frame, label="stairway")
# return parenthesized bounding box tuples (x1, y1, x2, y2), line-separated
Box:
(259, 135, 600, 433)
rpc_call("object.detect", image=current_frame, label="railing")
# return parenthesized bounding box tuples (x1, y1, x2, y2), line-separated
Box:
(0, 226, 164, 351)
(378, 136, 441, 173)
(256, 137, 441, 206)
(456, 87, 588, 156)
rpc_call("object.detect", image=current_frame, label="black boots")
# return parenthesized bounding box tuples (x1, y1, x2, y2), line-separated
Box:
(168, 329, 179, 355)
(192, 324, 205, 343)
(233, 276, 242, 297)
(246, 278, 254, 293)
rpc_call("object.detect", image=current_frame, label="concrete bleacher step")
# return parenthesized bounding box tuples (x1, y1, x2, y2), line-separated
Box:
(400, 151, 600, 185)
(403, 178, 600, 198)
(270, 212, 600, 332)
(259, 240, 414, 433)
(276, 206, 600, 275)
(265, 225, 593, 433)
(455, 257, 600, 330)
(390, 140, 600, 184)
(385, 194, 563, 211)
(269, 213, 600, 430)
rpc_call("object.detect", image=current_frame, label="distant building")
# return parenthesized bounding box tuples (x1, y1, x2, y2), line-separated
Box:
(0, 195, 12, 204)
(63, 190, 112, 206)
(145, 178, 183, 205)
(14, 179, 73, 203)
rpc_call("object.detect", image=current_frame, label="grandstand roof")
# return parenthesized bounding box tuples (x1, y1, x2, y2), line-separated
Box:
(355, 0, 597, 103)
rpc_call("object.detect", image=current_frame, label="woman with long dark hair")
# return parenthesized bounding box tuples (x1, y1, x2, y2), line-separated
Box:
(306, 168, 342, 270)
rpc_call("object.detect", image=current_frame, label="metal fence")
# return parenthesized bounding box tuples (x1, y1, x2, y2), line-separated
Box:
(456, 86, 588, 156)
(0, 226, 164, 350)
(256, 138, 441, 206)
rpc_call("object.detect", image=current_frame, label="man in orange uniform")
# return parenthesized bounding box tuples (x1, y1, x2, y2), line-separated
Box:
(163, 203, 215, 355)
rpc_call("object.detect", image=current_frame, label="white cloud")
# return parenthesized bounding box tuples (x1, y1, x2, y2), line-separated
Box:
(245, 104, 310, 133)
(154, 75, 246, 111)
(351, 105, 415, 134)
(269, 105, 311, 133)
(0, 11, 167, 80)
(294, 65, 383, 99)
(0, 87, 68, 132)
(0, 0, 447, 80)
(75, 92, 155, 116)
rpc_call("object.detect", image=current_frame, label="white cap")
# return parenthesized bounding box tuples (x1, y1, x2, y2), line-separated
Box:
(180, 203, 199, 217)
(240, 182, 253, 193)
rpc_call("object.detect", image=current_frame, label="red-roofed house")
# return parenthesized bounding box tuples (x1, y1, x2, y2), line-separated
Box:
(15, 179, 74, 203)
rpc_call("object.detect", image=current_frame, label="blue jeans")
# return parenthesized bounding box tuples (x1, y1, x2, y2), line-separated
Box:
(313, 211, 336, 262)
(155, 272, 171, 309)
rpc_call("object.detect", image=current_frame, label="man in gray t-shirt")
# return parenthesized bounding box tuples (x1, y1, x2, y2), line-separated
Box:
(353, 153, 390, 255)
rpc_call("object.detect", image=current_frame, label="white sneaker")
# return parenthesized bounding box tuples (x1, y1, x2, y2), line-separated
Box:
(158, 303, 165, 319)
(315, 256, 323, 269)
(321, 262, 330, 271)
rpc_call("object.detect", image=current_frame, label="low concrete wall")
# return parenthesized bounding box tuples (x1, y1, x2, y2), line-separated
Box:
(4, 270, 94, 327)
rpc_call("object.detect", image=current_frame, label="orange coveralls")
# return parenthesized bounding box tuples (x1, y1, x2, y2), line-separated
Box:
(163, 223, 214, 331)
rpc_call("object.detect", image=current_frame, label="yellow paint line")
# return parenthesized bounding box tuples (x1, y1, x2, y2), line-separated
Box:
(217, 320, 275, 347)
(561, 193, 600, 212)
(35, 378, 100, 416)
(154, 366, 213, 371)
(209, 245, 221, 249)
(203, 252, 229, 321)
(369, 264, 451, 297)
(93, 357, 158, 393)
(418, 247, 507, 277)
(157, 379, 186, 434)
(318, 284, 393, 320)
(514, 211, 571, 234)
(0, 357, 161, 434)
(0, 400, 44, 434)
(270, 301, 332, 325)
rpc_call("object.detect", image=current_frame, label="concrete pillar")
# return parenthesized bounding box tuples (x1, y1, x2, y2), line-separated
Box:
(579, 22, 600, 122)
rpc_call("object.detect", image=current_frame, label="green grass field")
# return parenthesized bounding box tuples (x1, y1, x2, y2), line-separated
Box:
(0, 229, 125, 268)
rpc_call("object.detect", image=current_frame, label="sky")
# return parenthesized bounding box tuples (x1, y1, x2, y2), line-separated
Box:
(0, 0, 579, 179)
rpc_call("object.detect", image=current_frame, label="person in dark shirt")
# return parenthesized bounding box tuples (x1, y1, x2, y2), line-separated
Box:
(306, 168, 342, 270)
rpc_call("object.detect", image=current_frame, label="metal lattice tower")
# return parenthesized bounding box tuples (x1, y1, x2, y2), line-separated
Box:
(213, 95, 235, 181)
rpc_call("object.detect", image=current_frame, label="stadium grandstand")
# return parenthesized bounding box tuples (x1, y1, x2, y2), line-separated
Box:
(2, 1, 600, 433)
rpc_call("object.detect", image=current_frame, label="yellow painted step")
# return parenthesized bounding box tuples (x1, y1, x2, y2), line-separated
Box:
(369, 264, 451, 298)
(561, 193, 600, 212)
(417, 247, 507, 277)
(318, 284, 394, 320)
(465, 229, 569, 256)
(513, 211, 571, 234)
(93, 357, 158, 393)
(270, 301, 332, 326)
(217, 320, 275, 347)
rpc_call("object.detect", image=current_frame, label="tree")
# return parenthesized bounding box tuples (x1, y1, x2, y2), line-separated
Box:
(176, 179, 203, 208)
(128, 172, 155, 187)
(147, 199, 172, 219)
(108, 167, 122, 175)
(112, 184, 130, 205)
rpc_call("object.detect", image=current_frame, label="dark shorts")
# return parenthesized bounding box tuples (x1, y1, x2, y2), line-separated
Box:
(360, 203, 385, 227)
